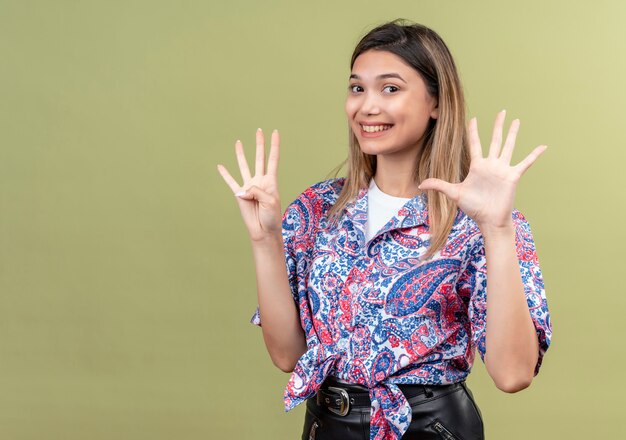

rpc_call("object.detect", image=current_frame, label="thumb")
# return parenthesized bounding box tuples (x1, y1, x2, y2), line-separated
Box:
(418, 178, 458, 200)
(236, 185, 278, 208)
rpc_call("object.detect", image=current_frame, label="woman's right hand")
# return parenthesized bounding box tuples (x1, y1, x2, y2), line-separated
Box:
(217, 128, 282, 242)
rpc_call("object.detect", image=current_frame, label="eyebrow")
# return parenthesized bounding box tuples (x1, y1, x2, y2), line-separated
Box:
(349, 73, 407, 83)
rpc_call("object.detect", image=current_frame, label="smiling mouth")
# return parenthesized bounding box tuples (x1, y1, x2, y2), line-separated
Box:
(361, 124, 393, 133)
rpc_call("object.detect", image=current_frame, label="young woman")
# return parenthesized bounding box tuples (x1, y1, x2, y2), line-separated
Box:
(218, 20, 551, 440)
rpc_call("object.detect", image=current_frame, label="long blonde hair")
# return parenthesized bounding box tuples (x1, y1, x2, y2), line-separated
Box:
(328, 20, 470, 260)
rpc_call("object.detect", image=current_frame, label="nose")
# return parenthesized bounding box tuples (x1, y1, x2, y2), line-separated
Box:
(359, 92, 381, 116)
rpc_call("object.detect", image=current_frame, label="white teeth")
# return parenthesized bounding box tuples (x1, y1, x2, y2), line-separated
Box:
(361, 125, 392, 133)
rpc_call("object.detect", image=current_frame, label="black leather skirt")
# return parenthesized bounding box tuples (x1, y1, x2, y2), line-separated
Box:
(302, 377, 484, 440)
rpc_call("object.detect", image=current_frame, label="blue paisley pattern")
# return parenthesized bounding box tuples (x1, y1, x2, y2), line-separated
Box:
(250, 177, 552, 440)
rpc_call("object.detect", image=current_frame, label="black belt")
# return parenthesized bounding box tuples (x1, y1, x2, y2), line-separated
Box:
(315, 376, 461, 417)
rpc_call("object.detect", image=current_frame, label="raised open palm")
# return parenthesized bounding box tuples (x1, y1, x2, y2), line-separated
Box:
(419, 111, 547, 230)
(217, 128, 282, 241)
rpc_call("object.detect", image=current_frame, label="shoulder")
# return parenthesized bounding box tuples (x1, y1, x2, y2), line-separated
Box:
(298, 177, 346, 204)
(454, 208, 535, 249)
(454, 206, 533, 230)
(511, 209, 534, 235)
(286, 177, 346, 212)
(282, 177, 346, 231)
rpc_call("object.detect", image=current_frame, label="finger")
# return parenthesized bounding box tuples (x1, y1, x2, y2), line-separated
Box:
(266, 129, 280, 176)
(217, 164, 242, 193)
(468, 117, 482, 160)
(500, 119, 520, 164)
(488, 110, 506, 159)
(235, 140, 252, 182)
(513, 145, 547, 175)
(418, 178, 460, 202)
(255, 128, 265, 176)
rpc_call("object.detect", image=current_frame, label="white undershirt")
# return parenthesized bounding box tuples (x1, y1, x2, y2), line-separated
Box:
(365, 178, 411, 242)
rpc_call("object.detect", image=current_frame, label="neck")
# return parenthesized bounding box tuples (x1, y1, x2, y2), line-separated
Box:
(373, 150, 422, 198)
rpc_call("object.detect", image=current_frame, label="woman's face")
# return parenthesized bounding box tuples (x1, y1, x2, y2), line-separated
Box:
(345, 50, 438, 158)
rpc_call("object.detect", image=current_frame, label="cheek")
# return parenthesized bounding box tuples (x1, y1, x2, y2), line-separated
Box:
(344, 98, 359, 118)
(394, 104, 434, 140)
(404, 103, 434, 128)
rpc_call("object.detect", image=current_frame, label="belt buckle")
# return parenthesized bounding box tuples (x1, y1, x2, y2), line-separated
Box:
(327, 386, 350, 416)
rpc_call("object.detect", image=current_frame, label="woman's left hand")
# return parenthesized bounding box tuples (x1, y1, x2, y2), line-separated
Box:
(418, 110, 547, 232)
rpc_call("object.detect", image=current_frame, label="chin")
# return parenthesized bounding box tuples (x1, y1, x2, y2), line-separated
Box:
(356, 141, 384, 155)
(356, 140, 399, 156)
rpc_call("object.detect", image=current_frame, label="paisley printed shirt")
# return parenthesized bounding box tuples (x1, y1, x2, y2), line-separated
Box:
(251, 177, 552, 440)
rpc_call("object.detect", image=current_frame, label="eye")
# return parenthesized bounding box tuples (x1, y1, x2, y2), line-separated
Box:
(349, 84, 363, 93)
(383, 85, 399, 93)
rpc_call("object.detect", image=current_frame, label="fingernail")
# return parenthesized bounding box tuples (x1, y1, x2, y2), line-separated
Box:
(235, 191, 247, 197)
(257, 128, 262, 132)
(235, 139, 241, 144)
(273, 129, 278, 133)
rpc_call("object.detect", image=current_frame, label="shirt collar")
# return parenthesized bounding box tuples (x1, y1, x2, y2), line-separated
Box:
(343, 182, 429, 243)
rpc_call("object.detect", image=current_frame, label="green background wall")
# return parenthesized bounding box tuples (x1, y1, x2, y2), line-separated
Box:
(1, 0, 624, 438)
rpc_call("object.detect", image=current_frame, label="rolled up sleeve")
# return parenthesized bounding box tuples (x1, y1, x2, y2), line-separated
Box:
(250, 197, 308, 326)
(458, 210, 552, 375)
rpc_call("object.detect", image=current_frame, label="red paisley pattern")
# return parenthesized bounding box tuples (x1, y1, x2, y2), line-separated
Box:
(251, 178, 552, 439)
